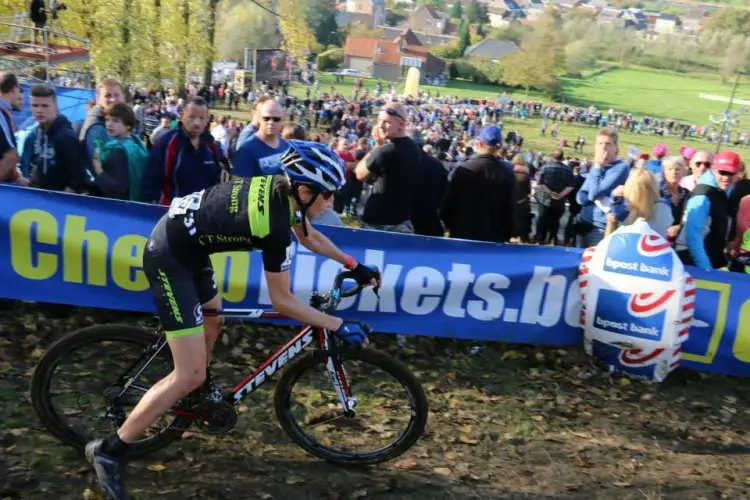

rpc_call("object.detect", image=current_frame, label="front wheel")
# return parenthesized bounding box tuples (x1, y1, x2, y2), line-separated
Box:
(274, 347, 428, 466)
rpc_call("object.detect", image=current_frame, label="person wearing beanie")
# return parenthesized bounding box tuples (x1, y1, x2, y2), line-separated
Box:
(643, 144, 667, 176)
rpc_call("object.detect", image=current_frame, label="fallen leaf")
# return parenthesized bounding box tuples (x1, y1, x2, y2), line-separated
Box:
(618, 378, 632, 387)
(82, 488, 103, 500)
(352, 490, 368, 498)
(458, 434, 479, 445)
(285, 475, 305, 485)
(393, 458, 418, 470)
(146, 463, 166, 472)
(434, 467, 452, 477)
(530, 415, 545, 422)
(613, 481, 632, 488)
(30, 347, 45, 359)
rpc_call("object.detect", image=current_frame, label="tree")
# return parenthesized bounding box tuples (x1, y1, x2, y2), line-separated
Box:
(705, 8, 750, 37)
(450, 1, 462, 19)
(314, 11, 343, 47)
(457, 21, 471, 56)
(216, 2, 280, 63)
(465, 0, 481, 24)
(720, 35, 750, 83)
(277, 0, 317, 59)
(489, 24, 528, 45)
(476, 22, 485, 38)
(202, 0, 222, 89)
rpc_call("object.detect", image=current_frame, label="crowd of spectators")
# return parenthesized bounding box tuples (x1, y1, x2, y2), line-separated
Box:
(0, 71, 748, 274)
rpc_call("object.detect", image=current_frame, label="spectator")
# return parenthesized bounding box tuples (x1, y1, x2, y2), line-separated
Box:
(729, 194, 750, 273)
(210, 116, 231, 156)
(729, 161, 750, 216)
(26, 85, 89, 193)
(564, 165, 586, 246)
(0, 71, 26, 184)
(142, 97, 223, 205)
(511, 155, 532, 243)
(149, 116, 171, 145)
(643, 144, 667, 176)
(575, 128, 629, 247)
(332, 138, 358, 214)
(659, 156, 689, 239)
(440, 125, 516, 243)
(90, 102, 148, 201)
(235, 95, 268, 150)
(681, 150, 712, 192)
(281, 124, 306, 141)
(407, 127, 448, 237)
(233, 99, 287, 178)
(675, 150, 741, 270)
(354, 102, 419, 234)
(534, 149, 575, 245)
(80, 78, 126, 157)
(608, 168, 672, 239)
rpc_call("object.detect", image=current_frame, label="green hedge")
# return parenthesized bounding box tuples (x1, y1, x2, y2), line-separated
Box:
(316, 48, 345, 72)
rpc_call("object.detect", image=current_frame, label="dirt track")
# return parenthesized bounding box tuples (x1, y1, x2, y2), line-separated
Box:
(1, 302, 749, 500)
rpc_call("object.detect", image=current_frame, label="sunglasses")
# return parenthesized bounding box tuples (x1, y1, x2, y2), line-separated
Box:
(261, 116, 282, 122)
(716, 170, 735, 177)
(694, 161, 711, 167)
(383, 107, 406, 121)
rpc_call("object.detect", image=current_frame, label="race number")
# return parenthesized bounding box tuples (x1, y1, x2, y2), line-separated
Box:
(168, 191, 205, 218)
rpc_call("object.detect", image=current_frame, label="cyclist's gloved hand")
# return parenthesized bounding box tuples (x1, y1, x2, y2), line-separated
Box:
(335, 321, 372, 345)
(350, 263, 380, 288)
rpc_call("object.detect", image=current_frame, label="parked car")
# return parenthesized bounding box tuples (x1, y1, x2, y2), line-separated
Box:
(338, 68, 362, 76)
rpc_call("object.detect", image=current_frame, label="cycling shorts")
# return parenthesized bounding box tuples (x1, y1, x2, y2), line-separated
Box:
(143, 215, 219, 338)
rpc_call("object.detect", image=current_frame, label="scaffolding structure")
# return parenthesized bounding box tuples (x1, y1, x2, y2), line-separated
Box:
(0, 11, 90, 85)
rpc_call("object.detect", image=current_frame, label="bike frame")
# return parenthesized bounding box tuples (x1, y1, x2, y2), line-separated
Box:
(158, 307, 356, 419)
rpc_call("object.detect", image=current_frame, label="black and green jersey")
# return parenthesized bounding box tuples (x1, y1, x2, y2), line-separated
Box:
(164, 176, 296, 273)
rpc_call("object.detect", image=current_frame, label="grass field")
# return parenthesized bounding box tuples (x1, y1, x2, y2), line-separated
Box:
(303, 69, 750, 127)
(560, 69, 750, 125)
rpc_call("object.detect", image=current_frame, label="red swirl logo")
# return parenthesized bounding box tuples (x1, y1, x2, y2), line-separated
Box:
(638, 234, 671, 255)
(629, 290, 676, 315)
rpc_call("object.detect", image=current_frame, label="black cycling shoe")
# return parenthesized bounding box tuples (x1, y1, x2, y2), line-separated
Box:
(85, 439, 129, 500)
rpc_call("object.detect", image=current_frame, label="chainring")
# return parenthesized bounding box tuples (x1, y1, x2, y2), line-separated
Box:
(195, 401, 238, 435)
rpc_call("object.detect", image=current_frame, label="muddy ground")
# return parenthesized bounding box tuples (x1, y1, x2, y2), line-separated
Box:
(1, 302, 749, 500)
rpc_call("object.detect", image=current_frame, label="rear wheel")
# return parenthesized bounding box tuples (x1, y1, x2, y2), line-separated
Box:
(274, 347, 428, 466)
(30, 324, 192, 458)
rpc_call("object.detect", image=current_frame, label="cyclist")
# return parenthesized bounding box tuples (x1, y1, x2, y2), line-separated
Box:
(85, 140, 380, 499)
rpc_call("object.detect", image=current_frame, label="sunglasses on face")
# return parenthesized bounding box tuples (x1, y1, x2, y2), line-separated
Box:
(694, 161, 711, 168)
(261, 116, 282, 122)
(717, 170, 735, 177)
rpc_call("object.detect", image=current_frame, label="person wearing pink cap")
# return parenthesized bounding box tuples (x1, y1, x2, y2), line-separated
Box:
(679, 146, 696, 163)
(675, 150, 742, 270)
(643, 144, 667, 176)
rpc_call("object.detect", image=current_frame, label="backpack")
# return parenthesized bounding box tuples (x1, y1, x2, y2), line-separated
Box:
(99, 135, 148, 202)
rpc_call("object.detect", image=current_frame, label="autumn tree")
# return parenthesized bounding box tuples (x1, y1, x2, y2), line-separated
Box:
(277, 0, 317, 60)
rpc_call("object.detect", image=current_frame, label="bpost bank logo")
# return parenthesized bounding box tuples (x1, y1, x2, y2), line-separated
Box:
(593, 288, 674, 342)
(590, 339, 679, 381)
(603, 233, 674, 282)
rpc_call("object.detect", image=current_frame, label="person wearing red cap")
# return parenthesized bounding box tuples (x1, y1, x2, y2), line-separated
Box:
(675, 150, 742, 270)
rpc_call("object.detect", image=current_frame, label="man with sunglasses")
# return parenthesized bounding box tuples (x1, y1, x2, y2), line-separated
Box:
(680, 150, 713, 192)
(233, 98, 288, 179)
(354, 101, 420, 234)
(675, 150, 742, 270)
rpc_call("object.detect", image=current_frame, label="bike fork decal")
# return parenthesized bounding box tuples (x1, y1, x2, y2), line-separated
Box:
(321, 330, 356, 413)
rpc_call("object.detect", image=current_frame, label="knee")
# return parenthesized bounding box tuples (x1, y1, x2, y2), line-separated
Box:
(175, 366, 206, 393)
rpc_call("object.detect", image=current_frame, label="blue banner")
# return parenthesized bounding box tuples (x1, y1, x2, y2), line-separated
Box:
(12, 83, 95, 131)
(1, 184, 749, 376)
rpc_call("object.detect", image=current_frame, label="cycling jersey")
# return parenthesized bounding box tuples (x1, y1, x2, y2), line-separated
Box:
(143, 175, 297, 337)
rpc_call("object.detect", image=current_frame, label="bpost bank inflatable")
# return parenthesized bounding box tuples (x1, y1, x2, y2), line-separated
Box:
(579, 219, 696, 381)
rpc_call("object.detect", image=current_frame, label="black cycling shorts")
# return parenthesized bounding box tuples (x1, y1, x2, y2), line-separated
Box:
(143, 216, 219, 338)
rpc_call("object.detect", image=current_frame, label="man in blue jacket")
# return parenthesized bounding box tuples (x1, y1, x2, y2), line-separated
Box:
(675, 150, 741, 270)
(142, 97, 225, 205)
(575, 127, 629, 247)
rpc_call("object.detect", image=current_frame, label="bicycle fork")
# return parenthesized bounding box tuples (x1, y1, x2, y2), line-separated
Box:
(319, 329, 357, 417)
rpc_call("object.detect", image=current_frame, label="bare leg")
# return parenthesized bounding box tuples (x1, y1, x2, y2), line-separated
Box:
(201, 295, 223, 363)
(117, 332, 207, 444)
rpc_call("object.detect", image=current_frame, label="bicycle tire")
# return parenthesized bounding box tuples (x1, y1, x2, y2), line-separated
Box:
(274, 347, 428, 466)
(30, 324, 192, 458)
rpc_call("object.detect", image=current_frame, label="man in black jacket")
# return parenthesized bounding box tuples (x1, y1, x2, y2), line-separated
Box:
(440, 125, 516, 243)
(28, 85, 89, 192)
(408, 128, 448, 237)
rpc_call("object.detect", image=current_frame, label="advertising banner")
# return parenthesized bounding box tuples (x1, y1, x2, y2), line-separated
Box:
(1, 185, 749, 377)
(254, 49, 292, 84)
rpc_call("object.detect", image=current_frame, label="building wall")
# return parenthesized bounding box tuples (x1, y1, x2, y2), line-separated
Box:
(345, 56, 373, 75)
(372, 63, 401, 81)
(488, 12, 510, 28)
(654, 19, 676, 33)
(346, 0, 373, 15)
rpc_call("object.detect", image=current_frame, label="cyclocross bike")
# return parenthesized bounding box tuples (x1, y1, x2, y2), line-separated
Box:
(30, 270, 429, 466)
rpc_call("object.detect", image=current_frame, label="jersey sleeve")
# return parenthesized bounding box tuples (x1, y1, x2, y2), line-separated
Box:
(257, 186, 293, 273)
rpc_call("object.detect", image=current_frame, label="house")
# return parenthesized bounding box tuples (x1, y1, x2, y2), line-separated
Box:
(654, 13, 680, 34)
(582, 0, 608, 9)
(408, 4, 456, 36)
(597, 7, 623, 26)
(380, 27, 457, 47)
(487, 6, 525, 28)
(345, 0, 384, 15)
(523, 0, 546, 20)
(682, 9, 709, 33)
(542, 0, 583, 12)
(338, 0, 386, 27)
(464, 39, 520, 62)
(621, 8, 647, 30)
(343, 29, 447, 81)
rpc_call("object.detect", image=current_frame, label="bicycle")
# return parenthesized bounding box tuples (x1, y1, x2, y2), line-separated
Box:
(30, 270, 429, 466)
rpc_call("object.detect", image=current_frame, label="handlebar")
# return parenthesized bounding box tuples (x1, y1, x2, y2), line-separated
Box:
(311, 267, 381, 313)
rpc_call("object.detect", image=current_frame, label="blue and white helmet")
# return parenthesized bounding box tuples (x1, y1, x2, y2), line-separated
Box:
(281, 140, 346, 192)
